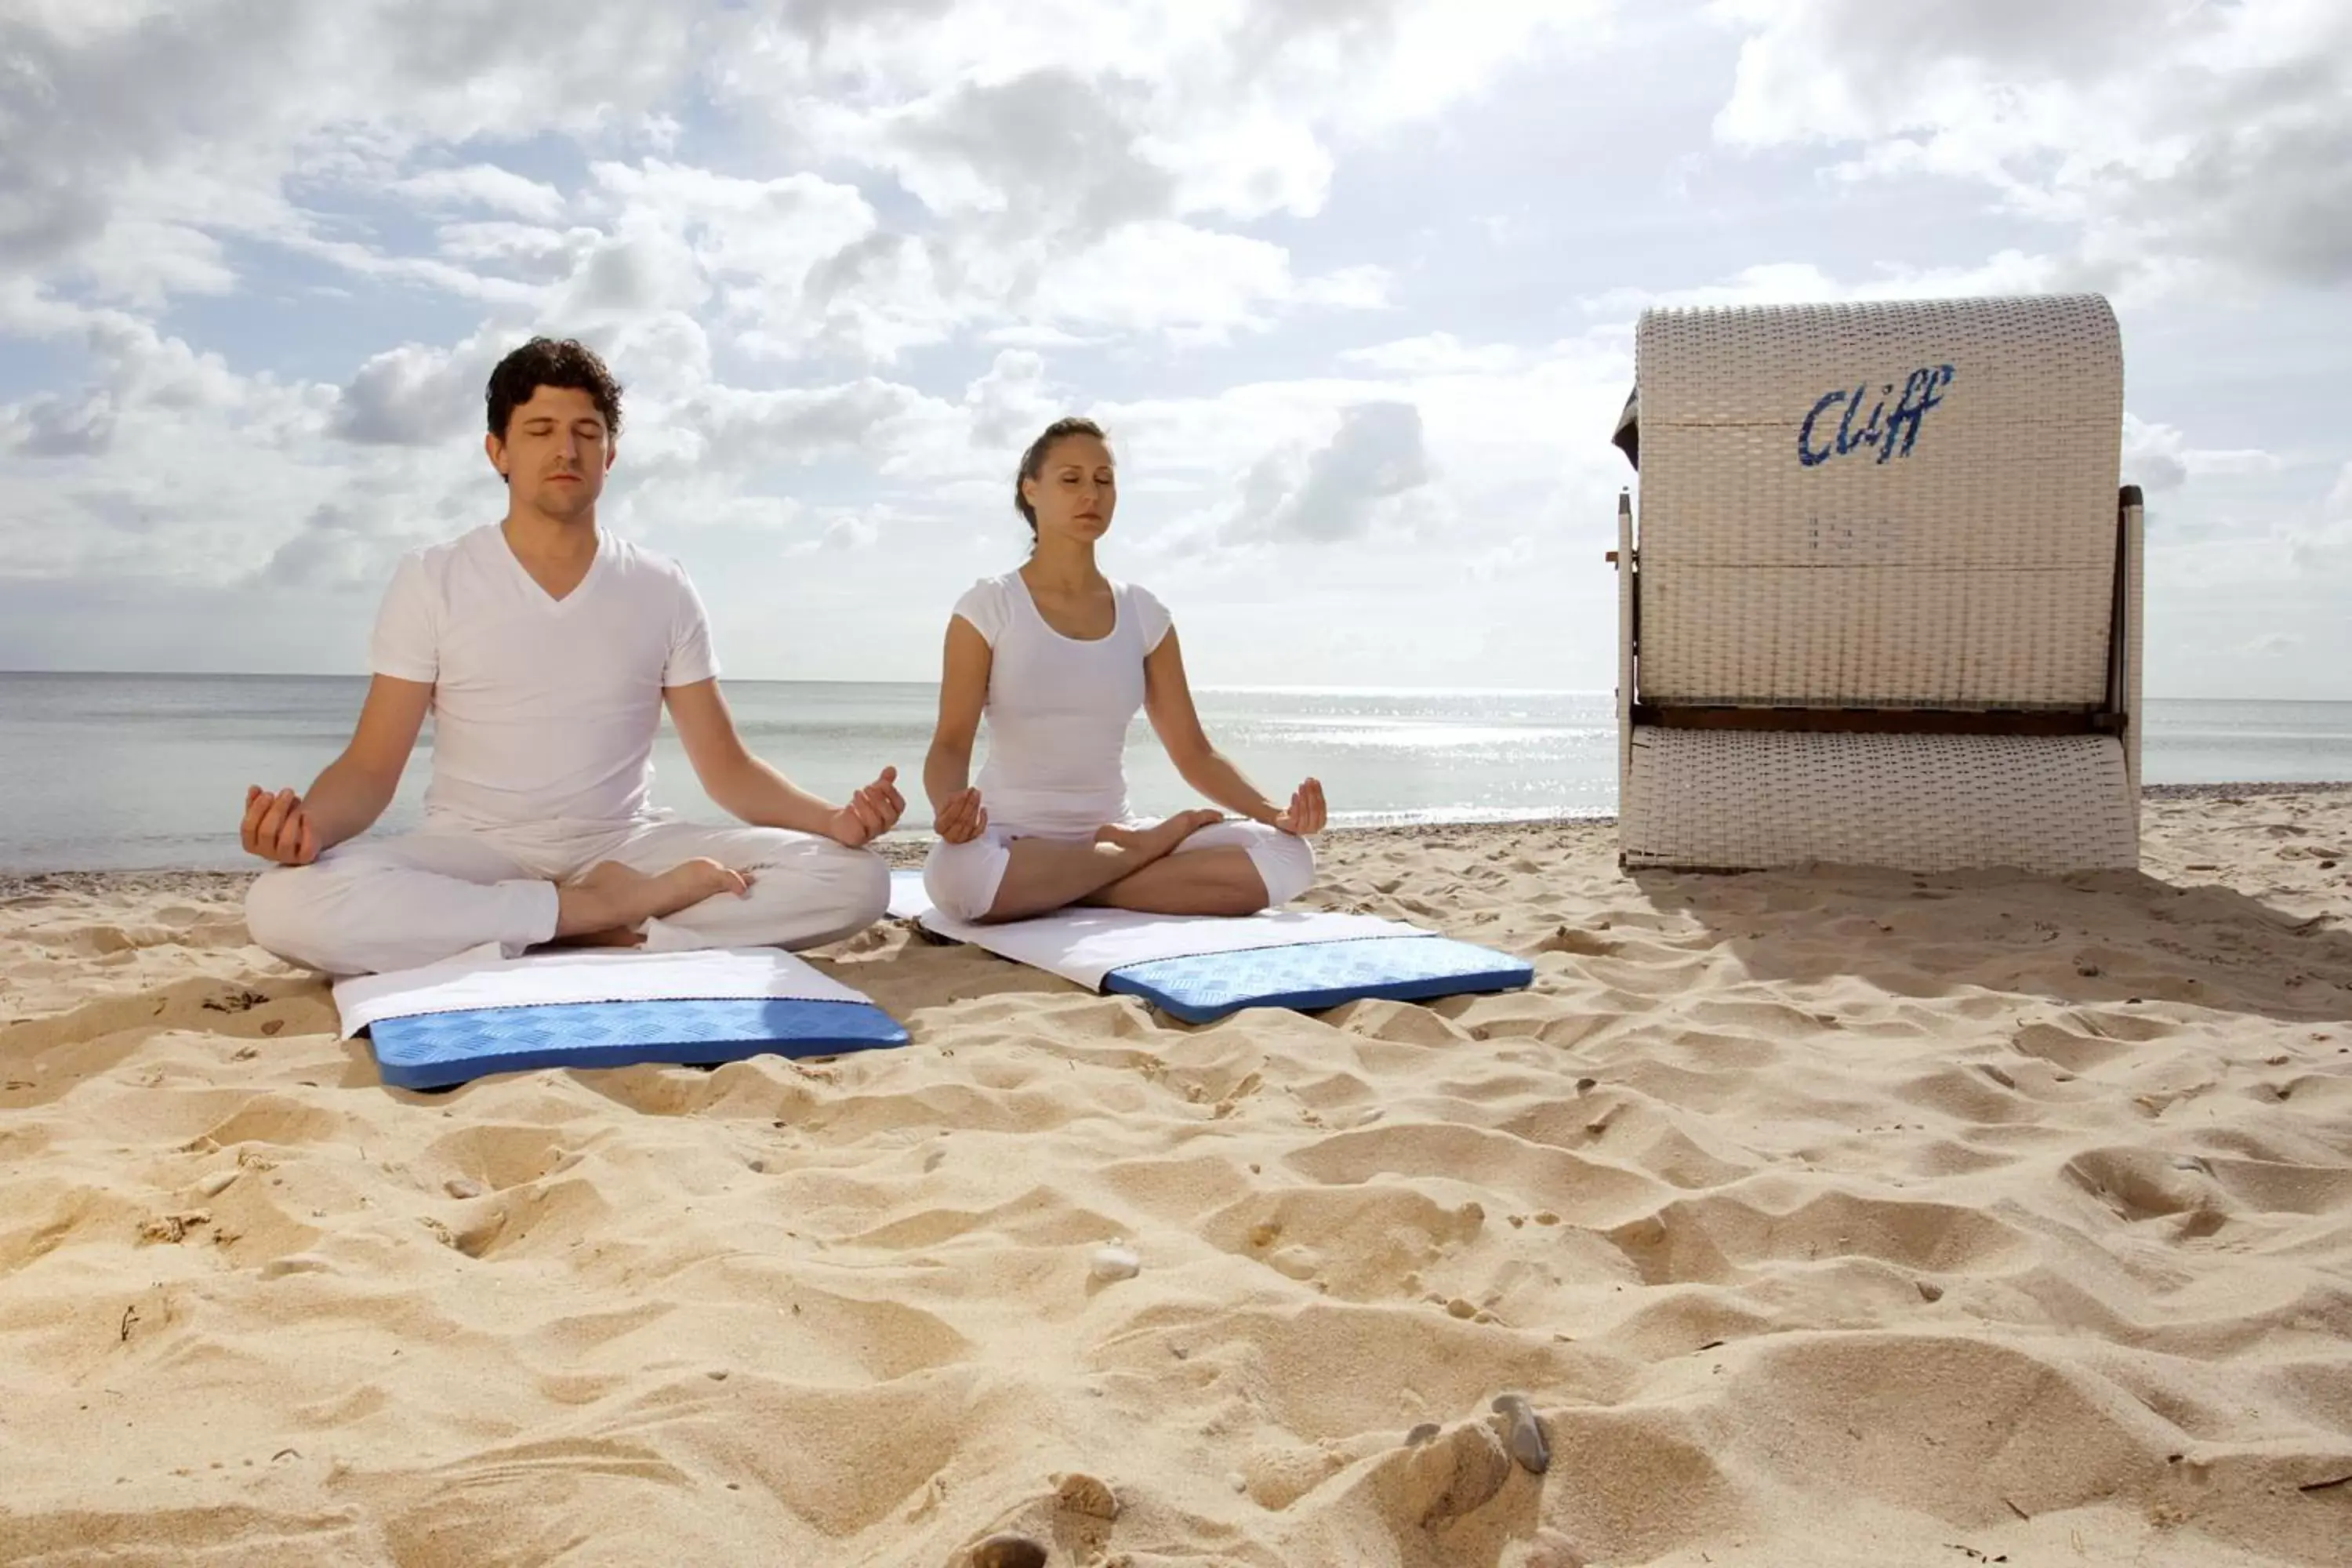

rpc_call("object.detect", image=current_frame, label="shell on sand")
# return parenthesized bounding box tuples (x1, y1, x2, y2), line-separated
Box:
(1088, 1243, 1141, 1282)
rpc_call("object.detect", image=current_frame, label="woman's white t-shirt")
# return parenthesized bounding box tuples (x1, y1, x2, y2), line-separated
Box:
(953, 571, 1173, 837)
(368, 524, 719, 831)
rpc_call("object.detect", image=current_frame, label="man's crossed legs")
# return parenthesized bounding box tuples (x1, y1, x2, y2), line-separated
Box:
(245, 818, 888, 977)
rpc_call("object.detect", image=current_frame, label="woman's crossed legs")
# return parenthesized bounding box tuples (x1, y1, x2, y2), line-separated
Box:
(924, 814, 1316, 924)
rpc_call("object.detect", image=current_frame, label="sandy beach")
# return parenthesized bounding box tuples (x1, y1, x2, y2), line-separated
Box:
(2, 789, 2349, 1567)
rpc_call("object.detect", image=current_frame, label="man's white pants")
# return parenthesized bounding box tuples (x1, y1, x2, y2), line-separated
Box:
(244, 816, 890, 977)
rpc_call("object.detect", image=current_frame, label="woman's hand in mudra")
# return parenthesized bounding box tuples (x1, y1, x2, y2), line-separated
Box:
(934, 787, 989, 844)
(1272, 778, 1327, 837)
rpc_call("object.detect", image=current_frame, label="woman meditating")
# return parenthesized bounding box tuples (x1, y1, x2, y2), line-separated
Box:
(922, 417, 1326, 924)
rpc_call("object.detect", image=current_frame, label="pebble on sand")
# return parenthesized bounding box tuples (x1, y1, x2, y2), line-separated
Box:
(1490, 1393, 1549, 1474)
(444, 1178, 484, 1200)
(1089, 1243, 1141, 1282)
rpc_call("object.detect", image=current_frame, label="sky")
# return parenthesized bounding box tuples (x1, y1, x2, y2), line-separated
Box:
(2, 0, 2348, 696)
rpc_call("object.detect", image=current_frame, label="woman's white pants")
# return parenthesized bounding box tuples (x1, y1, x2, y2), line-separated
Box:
(921, 815, 1315, 923)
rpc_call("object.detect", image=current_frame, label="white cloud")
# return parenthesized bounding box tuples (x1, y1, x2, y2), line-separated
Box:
(1036, 221, 1388, 343)
(1340, 334, 1534, 376)
(703, 2, 1589, 354)
(1093, 331, 1635, 630)
(1587, 250, 2071, 316)
(2284, 462, 2352, 579)
(258, 500, 441, 591)
(0, 2, 720, 309)
(1708, 0, 2352, 295)
(433, 221, 586, 278)
(962, 350, 1062, 452)
(1228, 401, 1433, 544)
(392, 165, 568, 224)
(738, 2, 1595, 223)
(666, 377, 953, 481)
(2122, 414, 2284, 495)
(332, 336, 499, 448)
(821, 512, 882, 551)
(1, 2, 1584, 366)
(577, 160, 880, 355)
(3, 307, 318, 461)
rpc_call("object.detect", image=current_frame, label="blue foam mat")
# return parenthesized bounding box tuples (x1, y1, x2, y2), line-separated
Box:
(368, 996, 909, 1091)
(1102, 935, 1533, 1025)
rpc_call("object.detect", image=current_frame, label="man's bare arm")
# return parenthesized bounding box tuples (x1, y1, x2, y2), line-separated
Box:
(241, 675, 431, 865)
(664, 678, 903, 846)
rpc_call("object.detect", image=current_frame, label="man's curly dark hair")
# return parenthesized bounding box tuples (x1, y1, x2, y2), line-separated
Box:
(485, 336, 623, 440)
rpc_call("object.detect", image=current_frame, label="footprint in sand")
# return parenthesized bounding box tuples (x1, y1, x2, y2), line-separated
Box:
(1053, 1472, 1119, 1520)
(1381, 1417, 1515, 1528)
(964, 1534, 1046, 1568)
(1506, 1529, 1589, 1567)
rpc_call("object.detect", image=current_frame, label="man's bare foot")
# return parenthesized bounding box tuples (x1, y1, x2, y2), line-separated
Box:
(554, 858, 751, 938)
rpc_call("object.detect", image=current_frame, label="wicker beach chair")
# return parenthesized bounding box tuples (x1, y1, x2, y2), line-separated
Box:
(1609, 295, 2145, 873)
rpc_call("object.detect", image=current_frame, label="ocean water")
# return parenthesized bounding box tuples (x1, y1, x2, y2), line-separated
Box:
(2, 673, 2348, 873)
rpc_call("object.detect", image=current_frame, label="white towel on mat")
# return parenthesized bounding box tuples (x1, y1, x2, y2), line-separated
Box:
(332, 946, 869, 1037)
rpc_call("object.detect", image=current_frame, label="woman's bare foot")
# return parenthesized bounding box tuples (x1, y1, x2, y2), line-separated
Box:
(1095, 809, 1224, 858)
(554, 858, 751, 939)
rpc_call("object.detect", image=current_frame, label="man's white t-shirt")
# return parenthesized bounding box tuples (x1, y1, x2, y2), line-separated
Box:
(953, 570, 1173, 837)
(369, 524, 718, 832)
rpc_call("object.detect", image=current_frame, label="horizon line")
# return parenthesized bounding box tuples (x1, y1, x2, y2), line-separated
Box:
(2, 669, 2346, 705)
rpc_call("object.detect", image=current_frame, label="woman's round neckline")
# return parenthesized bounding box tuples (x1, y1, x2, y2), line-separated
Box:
(1012, 569, 1121, 644)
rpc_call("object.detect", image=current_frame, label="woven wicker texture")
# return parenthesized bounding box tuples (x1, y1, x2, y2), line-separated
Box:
(1621, 728, 2138, 873)
(1635, 295, 2123, 707)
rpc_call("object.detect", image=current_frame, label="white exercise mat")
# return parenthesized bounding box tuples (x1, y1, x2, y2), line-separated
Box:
(887, 870, 1424, 991)
(332, 946, 871, 1038)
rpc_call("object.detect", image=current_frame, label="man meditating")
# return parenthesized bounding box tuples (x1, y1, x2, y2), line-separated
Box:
(922, 416, 1325, 922)
(240, 337, 903, 977)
